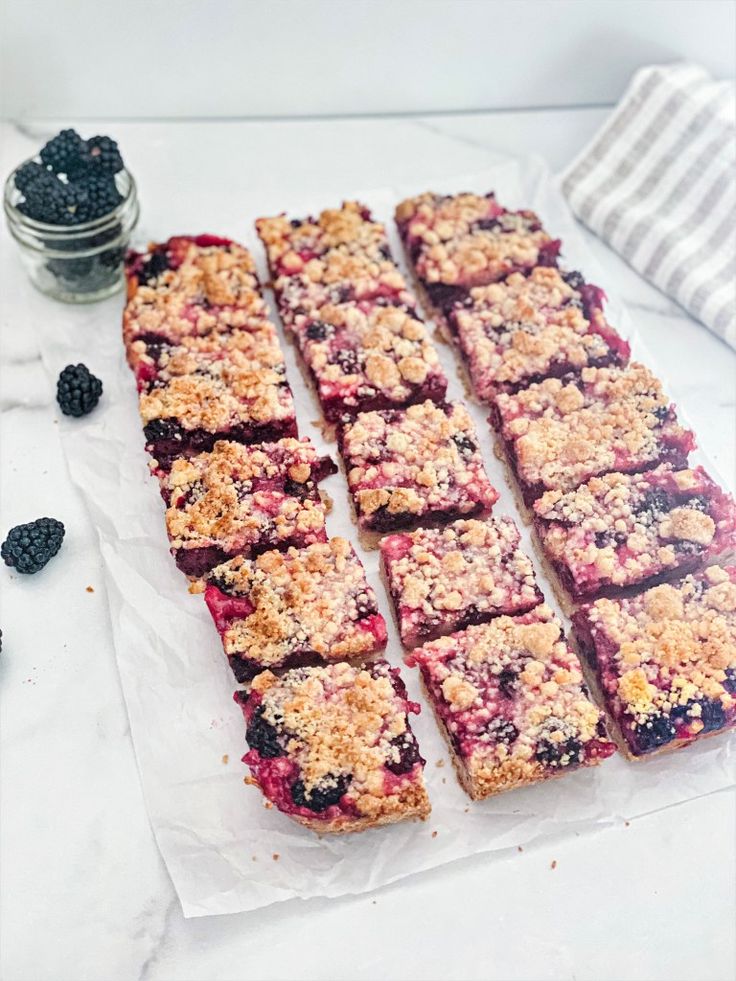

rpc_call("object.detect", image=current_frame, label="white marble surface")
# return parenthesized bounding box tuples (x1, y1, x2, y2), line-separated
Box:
(0, 111, 734, 981)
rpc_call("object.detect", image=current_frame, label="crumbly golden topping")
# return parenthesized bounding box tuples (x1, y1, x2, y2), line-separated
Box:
(208, 539, 384, 665)
(296, 301, 444, 400)
(381, 517, 540, 638)
(138, 332, 294, 431)
(496, 364, 691, 493)
(452, 268, 616, 397)
(584, 567, 736, 723)
(535, 465, 733, 589)
(124, 289, 267, 349)
(341, 400, 498, 522)
(256, 202, 390, 269)
(251, 661, 422, 809)
(163, 439, 329, 550)
(411, 606, 608, 787)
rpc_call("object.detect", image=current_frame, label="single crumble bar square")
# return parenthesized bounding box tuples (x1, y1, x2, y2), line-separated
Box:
(380, 517, 543, 647)
(155, 438, 336, 578)
(256, 201, 393, 276)
(395, 191, 560, 316)
(408, 606, 616, 800)
(572, 566, 736, 759)
(339, 400, 499, 545)
(124, 234, 268, 348)
(134, 327, 297, 469)
(490, 363, 696, 506)
(446, 267, 630, 401)
(534, 465, 736, 606)
(289, 299, 447, 422)
(235, 660, 431, 833)
(204, 538, 388, 681)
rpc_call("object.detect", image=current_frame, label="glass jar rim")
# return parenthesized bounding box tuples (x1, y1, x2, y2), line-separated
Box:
(3, 161, 138, 236)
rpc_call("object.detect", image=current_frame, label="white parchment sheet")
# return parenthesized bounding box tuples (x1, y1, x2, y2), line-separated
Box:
(30, 157, 735, 916)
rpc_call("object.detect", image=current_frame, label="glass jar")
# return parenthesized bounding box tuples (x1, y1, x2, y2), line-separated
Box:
(3, 165, 140, 303)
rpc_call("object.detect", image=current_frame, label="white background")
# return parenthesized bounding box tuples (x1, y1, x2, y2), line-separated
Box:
(1, 0, 734, 118)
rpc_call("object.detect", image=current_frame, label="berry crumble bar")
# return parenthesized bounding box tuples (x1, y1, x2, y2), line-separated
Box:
(572, 566, 736, 759)
(124, 235, 268, 348)
(339, 400, 499, 545)
(395, 191, 560, 316)
(490, 363, 695, 506)
(407, 606, 615, 800)
(446, 267, 630, 401)
(534, 465, 736, 607)
(132, 326, 297, 468)
(288, 299, 447, 422)
(235, 660, 430, 833)
(380, 517, 543, 647)
(255, 201, 393, 276)
(204, 538, 388, 681)
(155, 438, 336, 578)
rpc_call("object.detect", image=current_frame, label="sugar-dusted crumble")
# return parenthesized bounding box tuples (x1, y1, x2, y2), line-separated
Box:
(446, 267, 630, 400)
(491, 363, 695, 503)
(380, 517, 543, 647)
(572, 566, 736, 758)
(408, 605, 615, 799)
(340, 400, 499, 542)
(156, 438, 336, 577)
(204, 538, 388, 681)
(235, 660, 431, 832)
(534, 465, 736, 602)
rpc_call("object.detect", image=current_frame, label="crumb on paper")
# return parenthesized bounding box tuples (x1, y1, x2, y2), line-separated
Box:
(431, 830, 438, 838)
(464, 807, 469, 814)
(222, 754, 229, 765)
(517, 846, 523, 853)
(189, 580, 206, 595)
(264, 801, 273, 809)
(272, 853, 280, 861)
(550, 860, 557, 870)
(85, 585, 94, 593)
(436, 759, 445, 768)
(441, 777, 446, 784)
(625, 820, 630, 827)
(244, 776, 258, 786)
(252, 855, 257, 862)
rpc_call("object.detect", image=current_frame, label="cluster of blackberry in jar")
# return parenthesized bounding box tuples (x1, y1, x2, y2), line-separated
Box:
(14, 129, 124, 225)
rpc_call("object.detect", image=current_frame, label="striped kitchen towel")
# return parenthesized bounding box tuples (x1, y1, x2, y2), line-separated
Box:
(562, 63, 735, 349)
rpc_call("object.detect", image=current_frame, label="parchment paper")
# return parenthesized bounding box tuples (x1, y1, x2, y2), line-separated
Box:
(30, 157, 735, 917)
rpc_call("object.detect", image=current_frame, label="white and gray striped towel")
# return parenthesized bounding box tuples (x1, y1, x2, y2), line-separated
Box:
(562, 63, 736, 349)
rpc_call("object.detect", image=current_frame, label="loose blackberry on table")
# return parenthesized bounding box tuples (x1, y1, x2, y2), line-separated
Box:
(56, 363, 103, 417)
(1, 518, 65, 575)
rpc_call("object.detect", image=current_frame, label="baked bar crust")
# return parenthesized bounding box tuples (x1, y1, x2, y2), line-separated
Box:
(408, 605, 615, 800)
(339, 400, 499, 543)
(235, 660, 431, 833)
(571, 566, 736, 759)
(490, 363, 696, 504)
(534, 465, 736, 604)
(204, 538, 387, 681)
(155, 438, 336, 577)
(380, 517, 543, 647)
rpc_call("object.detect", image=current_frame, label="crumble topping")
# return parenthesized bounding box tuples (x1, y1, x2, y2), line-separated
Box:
(206, 538, 386, 665)
(409, 606, 613, 795)
(162, 438, 332, 551)
(495, 363, 694, 494)
(380, 517, 542, 645)
(138, 341, 295, 432)
(341, 400, 499, 527)
(534, 465, 736, 595)
(449, 268, 628, 399)
(577, 568, 736, 747)
(395, 191, 557, 286)
(244, 660, 427, 817)
(256, 202, 391, 271)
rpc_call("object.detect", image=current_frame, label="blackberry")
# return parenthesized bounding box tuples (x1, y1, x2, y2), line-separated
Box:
(487, 718, 519, 745)
(283, 477, 311, 498)
(136, 249, 171, 285)
(39, 129, 87, 177)
(56, 364, 103, 417)
(70, 175, 123, 223)
(143, 418, 182, 445)
(353, 591, 378, 619)
(723, 667, 736, 696)
(498, 667, 518, 698)
(535, 719, 583, 767)
(18, 173, 77, 225)
(633, 714, 676, 753)
(634, 488, 671, 519)
(85, 135, 124, 175)
(562, 270, 586, 291)
(385, 732, 422, 775)
(14, 161, 50, 194)
(245, 706, 283, 758)
(473, 218, 501, 232)
(306, 322, 330, 341)
(452, 433, 477, 457)
(334, 349, 361, 374)
(699, 699, 727, 733)
(2, 517, 65, 575)
(291, 774, 349, 812)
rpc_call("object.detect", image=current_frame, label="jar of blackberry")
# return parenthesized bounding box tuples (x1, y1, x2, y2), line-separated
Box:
(3, 129, 139, 303)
